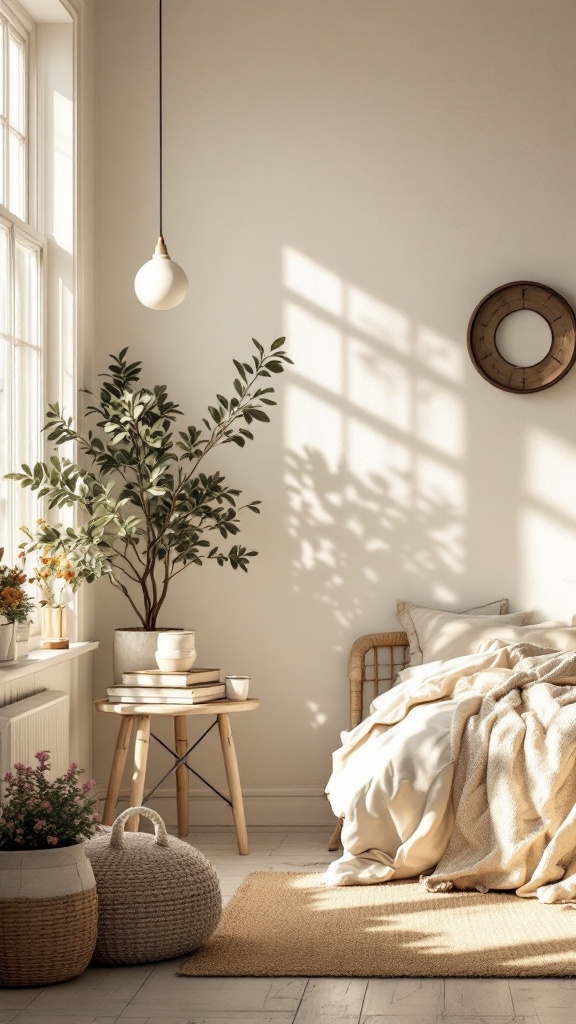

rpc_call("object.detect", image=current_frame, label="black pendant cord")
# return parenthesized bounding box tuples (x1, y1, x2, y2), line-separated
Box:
(158, 0, 163, 239)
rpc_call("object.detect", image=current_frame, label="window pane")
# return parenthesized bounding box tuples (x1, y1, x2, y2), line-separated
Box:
(8, 130, 24, 219)
(14, 240, 39, 344)
(8, 35, 24, 134)
(0, 23, 5, 117)
(0, 222, 10, 556)
(0, 223, 9, 335)
(13, 342, 41, 549)
(0, 335, 11, 558)
(0, 124, 4, 207)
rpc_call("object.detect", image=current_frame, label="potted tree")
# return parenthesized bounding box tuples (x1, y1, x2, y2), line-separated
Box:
(9, 337, 291, 677)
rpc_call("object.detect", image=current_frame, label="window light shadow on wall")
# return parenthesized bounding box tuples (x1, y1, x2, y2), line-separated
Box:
(523, 426, 576, 605)
(282, 246, 466, 665)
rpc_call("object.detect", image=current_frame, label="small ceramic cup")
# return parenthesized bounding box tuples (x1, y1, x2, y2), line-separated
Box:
(225, 675, 250, 701)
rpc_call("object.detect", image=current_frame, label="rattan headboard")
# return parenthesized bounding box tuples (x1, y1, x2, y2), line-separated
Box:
(348, 631, 410, 728)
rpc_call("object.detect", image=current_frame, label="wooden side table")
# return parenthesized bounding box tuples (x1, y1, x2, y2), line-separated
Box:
(94, 697, 260, 855)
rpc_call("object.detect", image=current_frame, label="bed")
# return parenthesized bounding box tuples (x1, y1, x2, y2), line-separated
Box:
(323, 606, 576, 903)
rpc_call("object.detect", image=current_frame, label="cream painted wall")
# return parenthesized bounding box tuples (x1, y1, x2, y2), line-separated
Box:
(92, 0, 576, 826)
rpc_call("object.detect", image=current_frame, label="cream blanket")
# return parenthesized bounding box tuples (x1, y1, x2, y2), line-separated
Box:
(323, 642, 576, 902)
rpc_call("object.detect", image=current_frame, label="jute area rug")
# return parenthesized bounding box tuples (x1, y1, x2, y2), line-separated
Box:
(178, 871, 576, 978)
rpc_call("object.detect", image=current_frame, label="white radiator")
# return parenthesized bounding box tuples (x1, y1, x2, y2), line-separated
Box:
(0, 690, 70, 790)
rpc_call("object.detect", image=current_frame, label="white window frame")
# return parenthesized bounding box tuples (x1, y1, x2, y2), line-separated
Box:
(0, 210, 46, 555)
(0, 0, 87, 643)
(0, 0, 46, 574)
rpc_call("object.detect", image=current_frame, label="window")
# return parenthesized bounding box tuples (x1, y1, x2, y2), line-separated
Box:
(0, 1, 44, 566)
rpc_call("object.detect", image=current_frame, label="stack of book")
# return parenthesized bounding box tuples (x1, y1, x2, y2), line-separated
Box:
(107, 667, 225, 705)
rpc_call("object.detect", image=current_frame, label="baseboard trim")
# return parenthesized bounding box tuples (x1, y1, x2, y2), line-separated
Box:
(102, 787, 336, 828)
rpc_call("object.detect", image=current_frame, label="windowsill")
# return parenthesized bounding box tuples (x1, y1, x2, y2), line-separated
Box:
(0, 641, 99, 684)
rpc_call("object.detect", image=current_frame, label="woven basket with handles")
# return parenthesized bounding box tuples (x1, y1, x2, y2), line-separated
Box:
(85, 806, 221, 964)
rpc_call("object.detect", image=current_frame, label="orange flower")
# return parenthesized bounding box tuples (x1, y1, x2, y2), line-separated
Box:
(56, 569, 75, 582)
(1, 587, 23, 606)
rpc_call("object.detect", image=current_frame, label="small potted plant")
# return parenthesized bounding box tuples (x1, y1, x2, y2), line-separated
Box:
(0, 560, 35, 662)
(0, 751, 100, 986)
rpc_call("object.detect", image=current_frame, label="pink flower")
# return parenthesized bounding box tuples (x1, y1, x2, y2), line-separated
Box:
(82, 779, 96, 791)
(35, 751, 50, 764)
(92, 812, 101, 822)
(46, 836, 59, 846)
(2, 772, 13, 782)
(34, 820, 46, 831)
(39, 802, 51, 811)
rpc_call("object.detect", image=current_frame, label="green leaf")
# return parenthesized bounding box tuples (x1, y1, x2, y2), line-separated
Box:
(233, 359, 247, 382)
(271, 336, 286, 350)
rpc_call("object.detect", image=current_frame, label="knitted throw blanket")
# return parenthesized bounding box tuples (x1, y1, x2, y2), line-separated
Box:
(424, 642, 576, 903)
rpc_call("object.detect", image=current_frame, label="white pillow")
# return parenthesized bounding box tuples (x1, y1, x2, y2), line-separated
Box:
(396, 597, 510, 666)
(408, 607, 531, 664)
(479, 622, 576, 654)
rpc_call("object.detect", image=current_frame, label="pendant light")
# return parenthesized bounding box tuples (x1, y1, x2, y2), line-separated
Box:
(134, 0, 188, 310)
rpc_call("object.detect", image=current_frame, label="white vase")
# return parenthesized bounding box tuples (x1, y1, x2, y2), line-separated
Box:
(15, 621, 30, 659)
(0, 622, 16, 662)
(41, 604, 67, 640)
(155, 630, 197, 671)
(0, 841, 97, 986)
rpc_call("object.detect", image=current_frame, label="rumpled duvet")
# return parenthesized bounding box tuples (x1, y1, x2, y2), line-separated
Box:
(322, 641, 576, 902)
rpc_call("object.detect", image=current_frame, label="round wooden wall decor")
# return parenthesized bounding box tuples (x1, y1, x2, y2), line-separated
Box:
(467, 281, 576, 393)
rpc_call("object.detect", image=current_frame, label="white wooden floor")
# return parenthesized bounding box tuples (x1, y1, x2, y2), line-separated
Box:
(0, 827, 574, 1024)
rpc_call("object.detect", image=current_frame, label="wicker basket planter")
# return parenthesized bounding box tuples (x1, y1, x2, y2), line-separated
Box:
(86, 806, 221, 964)
(0, 841, 98, 986)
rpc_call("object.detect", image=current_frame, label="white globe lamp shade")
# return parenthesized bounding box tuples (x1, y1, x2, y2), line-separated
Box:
(134, 236, 188, 311)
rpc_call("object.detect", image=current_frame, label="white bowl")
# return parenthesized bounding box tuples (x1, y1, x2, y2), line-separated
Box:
(157, 630, 196, 653)
(155, 651, 197, 672)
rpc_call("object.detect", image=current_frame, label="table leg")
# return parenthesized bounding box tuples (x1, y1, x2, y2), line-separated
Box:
(126, 715, 151, 832)
(217, 713, 249, 855)
(174, 715, 189, 838)
(102, 716, 134, 826)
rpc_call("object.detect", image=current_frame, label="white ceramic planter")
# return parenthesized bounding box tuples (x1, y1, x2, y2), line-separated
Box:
(15, 621, 30, 659)
(113, 627, 185, 685)
(0, 840, 96, 898)
(0, 622, 16, 662)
